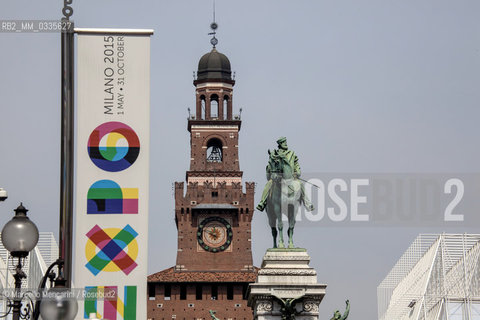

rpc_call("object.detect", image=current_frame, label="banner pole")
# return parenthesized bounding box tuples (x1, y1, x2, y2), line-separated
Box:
(59, 18, 74, 288)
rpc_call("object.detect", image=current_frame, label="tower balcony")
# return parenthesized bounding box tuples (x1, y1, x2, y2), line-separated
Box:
(187, 118, 242, 132)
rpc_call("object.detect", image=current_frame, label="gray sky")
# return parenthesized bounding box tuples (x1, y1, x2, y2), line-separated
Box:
(1, 1, 480, 319)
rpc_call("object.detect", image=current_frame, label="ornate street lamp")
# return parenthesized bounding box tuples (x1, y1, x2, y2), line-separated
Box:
(37, 264, 78, 320)
(1, 203, 39, 258)
(0, 204, 77, 320)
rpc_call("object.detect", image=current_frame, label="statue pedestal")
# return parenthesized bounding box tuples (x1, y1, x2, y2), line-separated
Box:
(248, 249, 327, 320)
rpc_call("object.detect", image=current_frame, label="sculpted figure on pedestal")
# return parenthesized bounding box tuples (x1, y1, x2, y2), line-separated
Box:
(330, 300, 350, 320)
(257, 137, 314, 248)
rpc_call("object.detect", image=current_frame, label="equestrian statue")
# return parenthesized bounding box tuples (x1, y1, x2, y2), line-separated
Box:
(256, 137, 314, 248)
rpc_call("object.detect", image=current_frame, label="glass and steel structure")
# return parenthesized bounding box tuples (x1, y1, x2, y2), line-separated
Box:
(378, 234, 480, 320)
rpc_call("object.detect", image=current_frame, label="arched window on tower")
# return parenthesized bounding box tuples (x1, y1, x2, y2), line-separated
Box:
(200, 95, 206, 120)
(223, 96, 229, 120)
(210, 94, 219, 119)
(206, 138, 223, 162)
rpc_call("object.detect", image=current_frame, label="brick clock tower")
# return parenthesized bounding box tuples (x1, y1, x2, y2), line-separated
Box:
(148, 31, 256, 320)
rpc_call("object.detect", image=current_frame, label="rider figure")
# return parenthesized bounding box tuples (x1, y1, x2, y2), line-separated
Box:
(256, 137, 314, 212)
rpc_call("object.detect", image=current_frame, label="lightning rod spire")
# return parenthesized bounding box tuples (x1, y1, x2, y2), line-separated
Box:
(209, 0, 218, 48)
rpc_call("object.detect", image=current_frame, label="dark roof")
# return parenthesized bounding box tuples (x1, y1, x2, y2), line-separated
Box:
(148, 267, 258, 283)
(196, 48, 233, 82)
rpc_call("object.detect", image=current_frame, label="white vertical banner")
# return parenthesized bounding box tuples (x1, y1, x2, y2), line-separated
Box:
(75, 29, 152, 320)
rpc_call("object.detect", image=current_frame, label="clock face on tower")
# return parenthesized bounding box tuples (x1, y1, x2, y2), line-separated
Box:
(197, 216, 233, 253)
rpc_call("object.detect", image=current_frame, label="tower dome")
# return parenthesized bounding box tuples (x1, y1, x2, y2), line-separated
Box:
(195, 48, 233, 83)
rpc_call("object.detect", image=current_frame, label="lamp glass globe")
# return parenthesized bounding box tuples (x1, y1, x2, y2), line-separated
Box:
(40, 288, 78, 320)
(1, 216, 39, 256)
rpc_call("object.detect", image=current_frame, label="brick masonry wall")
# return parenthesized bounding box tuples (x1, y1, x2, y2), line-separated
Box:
(174, 182, 255, 271)
(147, 283, 253, 320)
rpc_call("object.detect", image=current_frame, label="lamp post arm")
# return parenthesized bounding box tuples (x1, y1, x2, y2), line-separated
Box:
(32, 259, 64, 320)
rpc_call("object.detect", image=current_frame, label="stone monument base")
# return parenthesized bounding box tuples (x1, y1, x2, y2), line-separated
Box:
(248, 249, 326, 320)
